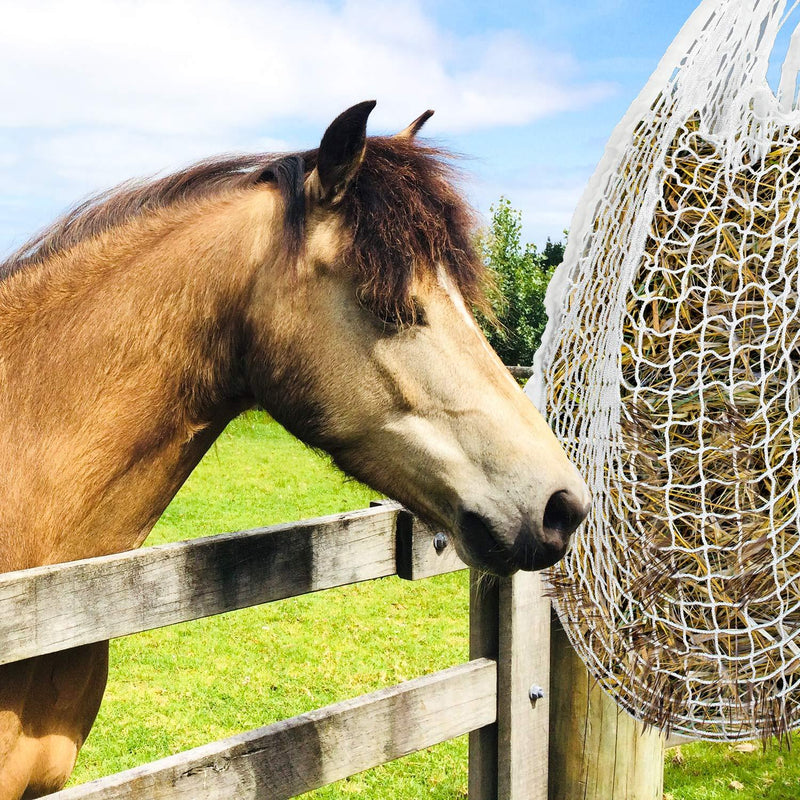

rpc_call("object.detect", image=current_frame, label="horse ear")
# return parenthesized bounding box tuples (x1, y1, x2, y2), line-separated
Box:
(308, 100, 376, 205)
(396, 109, 434, 140)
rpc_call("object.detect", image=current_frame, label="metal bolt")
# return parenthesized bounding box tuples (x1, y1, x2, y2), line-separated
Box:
(433, 532, 448, 553)
(529, 685, 545, 703)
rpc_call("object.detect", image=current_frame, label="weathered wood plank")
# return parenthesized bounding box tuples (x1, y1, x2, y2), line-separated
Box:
(369, 499, 466, 580)
(395, 511, 466, 580)
(548, 617, 665, 800)
(468, 572, 551, 800)
(497, 571, 550, 800)
(49, 659, 498, 800)
(468, 571, 500, 799)
(0, 507, 401, 665)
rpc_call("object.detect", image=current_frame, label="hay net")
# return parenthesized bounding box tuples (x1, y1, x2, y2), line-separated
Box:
(530, 0, 800, 740)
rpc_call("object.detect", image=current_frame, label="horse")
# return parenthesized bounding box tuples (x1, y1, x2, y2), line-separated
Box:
(0, 101, 589, 798)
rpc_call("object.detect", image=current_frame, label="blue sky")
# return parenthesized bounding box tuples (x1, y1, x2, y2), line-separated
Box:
(0, 0, 708, 254)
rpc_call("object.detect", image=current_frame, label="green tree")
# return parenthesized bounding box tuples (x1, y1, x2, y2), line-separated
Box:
(477, 197, 564, 366)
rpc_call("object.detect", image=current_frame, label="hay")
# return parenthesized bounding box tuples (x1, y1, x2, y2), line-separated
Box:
(544, 109, 800, 740)
(531, 2, 800, 740)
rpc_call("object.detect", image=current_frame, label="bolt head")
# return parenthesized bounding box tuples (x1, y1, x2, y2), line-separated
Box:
(529, 685, 545, 702)
(433, 532, 448, 553)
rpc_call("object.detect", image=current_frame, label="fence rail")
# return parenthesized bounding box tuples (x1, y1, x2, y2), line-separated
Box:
(506, 365, 533, 379)
(2, 504, 551, 799)
(53, 659, 497, 800)
(1, 506, 402, 665)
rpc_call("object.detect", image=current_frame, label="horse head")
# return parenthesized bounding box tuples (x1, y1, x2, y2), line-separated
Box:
(245, 101, 590, 575)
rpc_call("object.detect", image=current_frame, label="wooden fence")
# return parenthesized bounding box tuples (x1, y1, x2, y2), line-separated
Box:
(1, 502, 553, 799)
(506, 366, 534, 380)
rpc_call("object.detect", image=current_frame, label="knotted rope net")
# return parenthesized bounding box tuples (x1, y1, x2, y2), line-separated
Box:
(530, 0, 800, 740)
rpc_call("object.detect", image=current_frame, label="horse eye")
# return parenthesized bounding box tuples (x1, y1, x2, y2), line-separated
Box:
(371, 309, 405, 333)
(366, 299, 426, 331)
(375, 301, 428, 331)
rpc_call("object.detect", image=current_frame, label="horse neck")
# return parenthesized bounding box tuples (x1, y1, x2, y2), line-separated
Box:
(0, 192, 278, 570)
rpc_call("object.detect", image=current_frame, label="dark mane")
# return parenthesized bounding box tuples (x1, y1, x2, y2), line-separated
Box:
(1, 138, 486, 315)
(338, 137, 487, 321)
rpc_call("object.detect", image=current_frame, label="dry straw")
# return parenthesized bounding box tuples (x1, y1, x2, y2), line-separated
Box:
(544, 108, 800, 740)
(531, 1, 800, 741)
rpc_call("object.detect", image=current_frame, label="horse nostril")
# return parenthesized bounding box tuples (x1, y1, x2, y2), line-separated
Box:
(543, 489, 590, 539)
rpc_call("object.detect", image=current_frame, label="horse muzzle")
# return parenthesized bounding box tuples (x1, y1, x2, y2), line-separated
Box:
(455, 487, 591, 575)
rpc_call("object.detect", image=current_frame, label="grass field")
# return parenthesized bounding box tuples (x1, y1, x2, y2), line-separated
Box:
(70, 412, 472, 797)
(69, 412, 800, 798)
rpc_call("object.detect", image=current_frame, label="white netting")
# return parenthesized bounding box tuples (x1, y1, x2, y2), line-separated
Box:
(530, 0, 800, 740)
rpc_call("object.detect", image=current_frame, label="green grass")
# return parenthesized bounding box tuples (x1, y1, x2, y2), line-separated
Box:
(70, 412, 471, 798)
(665, 738, 800, 800)
(69, 412, 800, 798)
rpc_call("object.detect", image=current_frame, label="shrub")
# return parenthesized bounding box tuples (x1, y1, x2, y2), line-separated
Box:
(476, 197, 563, 366)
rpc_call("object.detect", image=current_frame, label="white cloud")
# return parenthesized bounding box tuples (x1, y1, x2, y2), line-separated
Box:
(0, 0, 610, 135)
(0, 0, 611, 252)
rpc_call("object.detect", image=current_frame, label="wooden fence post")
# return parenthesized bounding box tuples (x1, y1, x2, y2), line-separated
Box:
(469, 573, 499, 799)
(548, 617, 665, 800)
(469, 571, 551, 800)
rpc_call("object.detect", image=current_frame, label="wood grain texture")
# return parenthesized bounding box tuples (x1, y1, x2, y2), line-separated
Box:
(0, 507, 400, 665)
(468, 571, 500, 800)
(49, 660, 498, 800)
(497, 572, 550, 800)
(468, 571, 550, 800)
(395, 511, 466, 581)
(548, 618, 665, 800)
